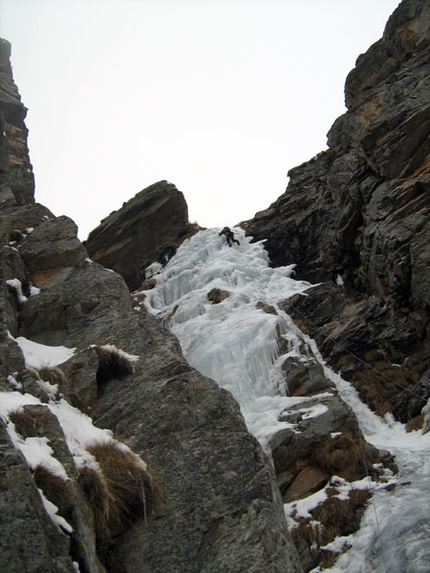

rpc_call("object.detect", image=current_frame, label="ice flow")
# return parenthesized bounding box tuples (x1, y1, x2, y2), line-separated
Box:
(143, 227, 312, 443)
(142, 227, 430, 573)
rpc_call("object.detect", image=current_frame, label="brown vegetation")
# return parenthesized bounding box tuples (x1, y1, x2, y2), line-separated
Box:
(312, 488, 370, 543)
(9, 407, 38, 438)
(94, 346, 135, 386)
(78, 440, 158, 546)
(309, 434, 367, 481)
(290, 487, 370, 571)
(32, 462, 74, 515)
(37, 366, 67, 387)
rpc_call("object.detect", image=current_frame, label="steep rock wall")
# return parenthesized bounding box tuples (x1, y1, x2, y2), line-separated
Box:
(0, 39, 34, 206)
(0, 40, 303, 573)
(243, 0, 430, 424)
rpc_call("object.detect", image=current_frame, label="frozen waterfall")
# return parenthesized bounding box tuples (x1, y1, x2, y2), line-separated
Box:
(141, 227, 430, 573)
(144, 227, 313, 445)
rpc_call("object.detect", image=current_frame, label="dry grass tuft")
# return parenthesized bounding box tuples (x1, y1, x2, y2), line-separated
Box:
(406, 414, 424, 432)
(95, 347, 135, 386)
(309, 435, 366, 481)
(77, 465, 111, 543)
(78, 441, 158, 545)
(37, 366, 66, 386)
(32, 462, 74, 515)
(311, 488, 370, 544)
(290, 488, 369, 570)
(290, 519, 323, 572)
(320, 543, 351, 569)
(9, 407, 38, 438)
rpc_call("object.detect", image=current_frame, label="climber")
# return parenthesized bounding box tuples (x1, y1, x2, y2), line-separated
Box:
(219, 226, 240, 247)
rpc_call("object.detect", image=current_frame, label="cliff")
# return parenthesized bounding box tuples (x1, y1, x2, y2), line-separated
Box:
(1, 0, 429, 571)
(243, 0, 430, 426)
(0, 41, 302, 573)
(0, 38, 34, 206)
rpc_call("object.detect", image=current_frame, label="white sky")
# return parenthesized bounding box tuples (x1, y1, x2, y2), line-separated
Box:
(1, 0, 400, 240)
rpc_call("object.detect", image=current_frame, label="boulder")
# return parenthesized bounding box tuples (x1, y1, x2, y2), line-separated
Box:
(19, 215, 86, 273)
(85, 180, 200, 291)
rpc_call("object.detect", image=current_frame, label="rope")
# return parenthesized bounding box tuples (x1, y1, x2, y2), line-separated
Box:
(358, 436, 390, 573)
(280, 294, 424, 571)
(288, 298, 413, 572)
(290, 302, 426, 402)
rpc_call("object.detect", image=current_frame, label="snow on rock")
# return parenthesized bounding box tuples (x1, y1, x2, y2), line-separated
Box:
(29, 284, 41, 296)
(90, 343, 140, 364)
(13, 335, 76, 369)
(48, 398, 113, 471)
(141, 227, 430, 573)
(38, 488, 73, 533)
(143, 228, 312, 446)
(6, 278, 27, 304)
(422, 397, 430, 434)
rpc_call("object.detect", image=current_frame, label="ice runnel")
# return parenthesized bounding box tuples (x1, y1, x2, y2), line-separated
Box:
(141, 227, 430, 573)
(143, 227, 312, 441)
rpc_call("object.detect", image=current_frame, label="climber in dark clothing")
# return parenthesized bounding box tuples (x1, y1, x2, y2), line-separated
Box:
(219, 226, 240, 247)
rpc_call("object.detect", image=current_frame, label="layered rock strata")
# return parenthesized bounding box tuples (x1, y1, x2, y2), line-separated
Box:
(243, 0, 430, 425)
(0, 39, 34, 206)
(85, 180, 200, 291)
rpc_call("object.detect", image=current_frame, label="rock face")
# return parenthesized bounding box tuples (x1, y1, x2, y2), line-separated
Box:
(0, 39, 34, 206)
(1, 1, 428, 571)
(0, 39, 303, 573)
(243, 0, 430, 426)
(85, 180, 200, 291)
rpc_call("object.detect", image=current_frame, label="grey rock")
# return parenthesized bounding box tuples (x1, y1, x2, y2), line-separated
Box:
(0, 420, 75, 573)
(243, 0, 430, 424)
(0, 39, 34, 205)
(85, 180, 200, 291)
(19, 215, 87, 272)
(92, 310, 303, 573)
(19, 262, 132, 346)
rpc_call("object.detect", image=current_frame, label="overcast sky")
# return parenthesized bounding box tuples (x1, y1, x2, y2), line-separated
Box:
(1, 0, 400, 240)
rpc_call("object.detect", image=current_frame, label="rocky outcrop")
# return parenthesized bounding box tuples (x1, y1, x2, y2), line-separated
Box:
(264, 328, 395, 571)
(0, 39, 34, 206)
(0, 200, 303, 572)
(85, 180, 200, 291)
(243, 0, 430, 426)
(1, 1, 427, 570)
(0, 39, 303, 573)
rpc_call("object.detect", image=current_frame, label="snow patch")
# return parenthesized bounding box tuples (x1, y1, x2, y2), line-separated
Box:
(6, 278, 27, 303)
(91, 343, 139, 363)
(38, 488, 73, 533)
(13, 336, 76, 369)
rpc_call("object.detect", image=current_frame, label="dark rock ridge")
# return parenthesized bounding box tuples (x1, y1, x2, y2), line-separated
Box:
(0, 41, 303, 573)
(85, 180, 200, 291)
(0, 39, 34, 206)
(243, 0, 430, 425)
